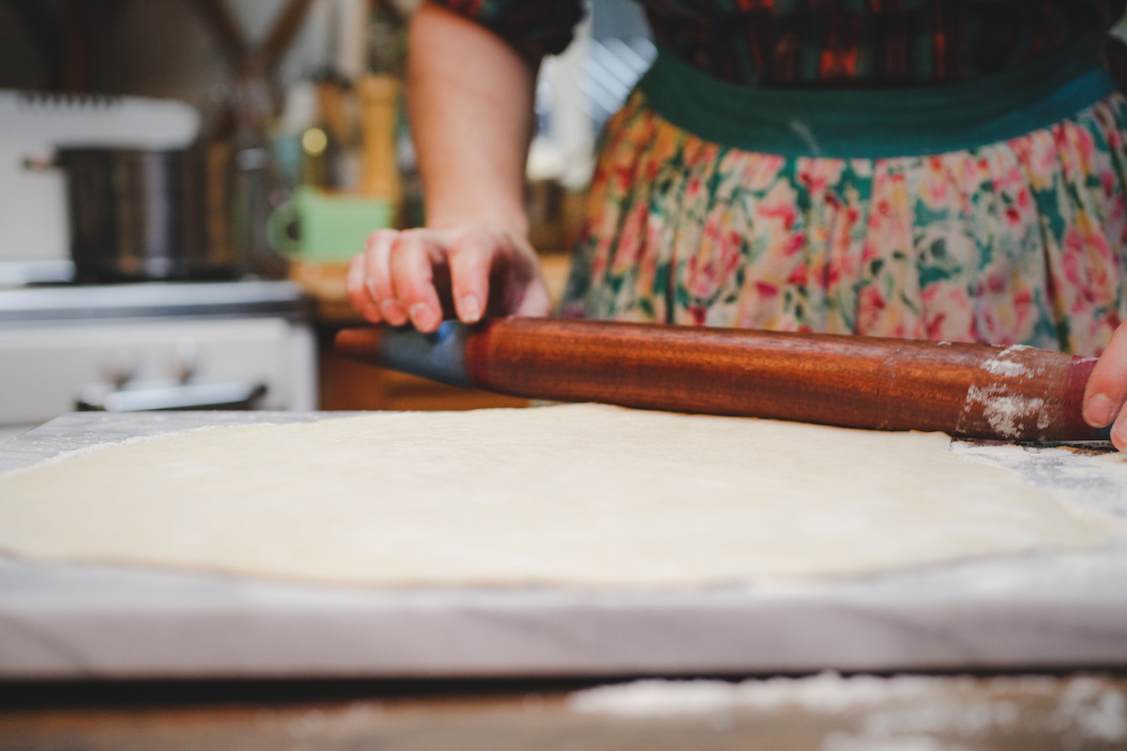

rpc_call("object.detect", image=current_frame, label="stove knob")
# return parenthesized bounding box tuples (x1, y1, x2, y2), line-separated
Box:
(171, 339, 199, 384)
(101, 354, 139, 389)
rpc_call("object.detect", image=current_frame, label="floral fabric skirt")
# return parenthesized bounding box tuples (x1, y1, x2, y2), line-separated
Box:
(560, 87, 1127, 357)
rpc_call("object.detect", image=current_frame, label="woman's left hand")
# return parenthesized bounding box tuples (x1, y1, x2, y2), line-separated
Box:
(1083, 322, 1127, 451)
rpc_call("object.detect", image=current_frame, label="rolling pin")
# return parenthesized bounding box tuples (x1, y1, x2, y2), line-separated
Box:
(335, 318, 1109, 443)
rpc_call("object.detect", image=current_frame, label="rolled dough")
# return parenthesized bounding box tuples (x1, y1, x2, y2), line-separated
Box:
(0, 405, 1116, 586)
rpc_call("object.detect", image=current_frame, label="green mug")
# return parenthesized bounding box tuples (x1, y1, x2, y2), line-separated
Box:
(267, 187, 393, 262)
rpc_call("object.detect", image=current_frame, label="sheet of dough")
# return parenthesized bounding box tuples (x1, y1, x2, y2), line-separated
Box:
(0, 404, 1116, 586)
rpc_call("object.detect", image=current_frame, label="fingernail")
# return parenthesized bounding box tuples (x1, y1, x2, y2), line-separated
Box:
(1113, 422, 1127, 452)
(1085, 394, 1114, 426)
(409, 303, 437, 330)
(380, 299, 403, 321)
(459, 294, 481, 322)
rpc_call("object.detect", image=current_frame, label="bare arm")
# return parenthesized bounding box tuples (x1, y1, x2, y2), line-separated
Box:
(410, 2, 533, 236)
(348, 2, 549, 331)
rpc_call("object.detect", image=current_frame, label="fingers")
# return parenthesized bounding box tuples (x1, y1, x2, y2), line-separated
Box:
(346, 253, 381, 324)
(390, 231, 445, 332)
(364, 230, 407, 326)
(513, 275, 552, 317)
(1083, 322, 1127, 450)
(348, 227, 546, 331)
(448, 234, 493, 323)
(1113, 401, 1127, 452)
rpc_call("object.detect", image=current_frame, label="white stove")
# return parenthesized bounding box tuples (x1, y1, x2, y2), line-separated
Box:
(0, 281, 317, 441)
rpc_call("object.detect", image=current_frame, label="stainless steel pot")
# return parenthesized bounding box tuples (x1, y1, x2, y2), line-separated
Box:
(27, 146, 238, 282)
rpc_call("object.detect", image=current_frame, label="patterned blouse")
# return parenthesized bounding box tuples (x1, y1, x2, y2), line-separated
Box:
(434, 0, 1125, 85)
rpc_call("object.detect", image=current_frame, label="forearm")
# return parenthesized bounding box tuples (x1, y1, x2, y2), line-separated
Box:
(407, 2, 537, 238)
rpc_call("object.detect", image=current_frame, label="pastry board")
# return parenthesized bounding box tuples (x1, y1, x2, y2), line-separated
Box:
(1, 412, 1126, 679)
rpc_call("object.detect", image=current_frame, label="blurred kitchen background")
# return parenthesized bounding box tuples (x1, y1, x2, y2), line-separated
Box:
(0, 0, 653, 439)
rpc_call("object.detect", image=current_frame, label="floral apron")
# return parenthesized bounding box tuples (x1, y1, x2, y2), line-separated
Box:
(561, 35, 1127, 356)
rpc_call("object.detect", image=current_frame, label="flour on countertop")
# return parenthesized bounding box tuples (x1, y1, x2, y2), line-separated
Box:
(952, 439, 1127, 519)
(570, 673, 937, 716)
(1055, 677, 1127, 742)
(823, 734, 967, 751)
(570, 673, 1127, 748)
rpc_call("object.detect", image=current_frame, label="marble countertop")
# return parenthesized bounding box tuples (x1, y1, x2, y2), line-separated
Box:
(2, 412, 1126, 680)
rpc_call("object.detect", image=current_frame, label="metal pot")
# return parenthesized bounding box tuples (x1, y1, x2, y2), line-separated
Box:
(27, 146, 238, 282)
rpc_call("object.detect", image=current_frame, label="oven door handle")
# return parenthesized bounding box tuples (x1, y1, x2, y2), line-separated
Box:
(76, 382, 268, 412)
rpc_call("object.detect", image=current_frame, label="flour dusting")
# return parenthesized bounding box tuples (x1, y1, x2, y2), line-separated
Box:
(981, 359, 1027, 377)
(1054, 677, 1127, 741)
(980, 344, 1036, 378)
(569, 673, 937, 717)
(962, 384, 1044, 439)
(571, 673, 1127, 748)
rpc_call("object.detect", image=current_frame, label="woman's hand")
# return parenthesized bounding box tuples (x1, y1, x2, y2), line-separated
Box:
(345, 5, 550, 332)
(346, 226, 550, 332)
(1083, 322, 1127, 451)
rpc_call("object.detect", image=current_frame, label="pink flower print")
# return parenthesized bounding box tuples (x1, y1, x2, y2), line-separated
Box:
(1008, 289, 1036, 342)
(787, 263, 808, 286)
(1073, 126, 1096, 172)
(590, 251, 607, 280)
(796, 158, 844, 194)
(612, 165, 634, 190)
(755, 281, 779, 297)
(756, 182, 799, 231)
(758, 203, 797, 230)
(785, 231, 807, 256)
(921, 284, 974, 342)
(849, 159, 873, 178)
(821, 260, 841, 289)
(743, 154, 785, 191)
(612, 201, 648, 274)
(685, 255, 711, 299)
(1101, 170, 1116, 198)
(639, 219, 663, 282)
(686, 220, 743, 300)
(685, 141, 720, 169)
(991, 163, 1024, 194)
(1060, 222, 1114, 307)
(856, 285, 888, 334)
(920, 158, 953, 210)
(723, 230, 744, 275)
(1019, 131, 1058, 189)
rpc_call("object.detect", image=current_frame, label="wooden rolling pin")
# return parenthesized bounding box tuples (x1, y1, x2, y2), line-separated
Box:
(336, 318, 1109, 443)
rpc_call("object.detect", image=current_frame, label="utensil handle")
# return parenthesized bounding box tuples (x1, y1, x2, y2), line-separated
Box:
(266, 199, 301, 255)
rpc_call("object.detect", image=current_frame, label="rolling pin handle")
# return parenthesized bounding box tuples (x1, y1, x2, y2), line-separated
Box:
(336, 322, 473, 388)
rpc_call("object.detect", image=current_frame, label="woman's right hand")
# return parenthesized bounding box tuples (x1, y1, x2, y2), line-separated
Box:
(346, 226, 551, 333)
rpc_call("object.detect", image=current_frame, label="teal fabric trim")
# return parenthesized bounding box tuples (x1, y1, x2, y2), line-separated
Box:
(638, 37, 1115, 159)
